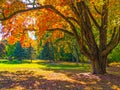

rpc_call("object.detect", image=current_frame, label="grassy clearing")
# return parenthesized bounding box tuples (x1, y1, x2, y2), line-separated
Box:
(0, 59, 91, 72)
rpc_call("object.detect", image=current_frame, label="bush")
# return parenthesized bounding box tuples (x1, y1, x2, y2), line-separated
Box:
(108, 44, 120, 63)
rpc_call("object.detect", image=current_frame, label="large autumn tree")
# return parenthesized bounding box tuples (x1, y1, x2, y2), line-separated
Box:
(0, 0, 120, 74)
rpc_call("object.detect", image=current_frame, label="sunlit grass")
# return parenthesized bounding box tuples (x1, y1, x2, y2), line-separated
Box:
(0, 59, 91, 72)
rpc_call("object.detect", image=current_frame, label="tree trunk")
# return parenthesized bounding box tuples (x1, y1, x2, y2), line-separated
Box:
(91, 56, 107, 74)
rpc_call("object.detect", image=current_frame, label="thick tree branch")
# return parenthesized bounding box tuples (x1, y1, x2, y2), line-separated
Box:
(0, 5, 51, 21)
(81, 45, 92, 59)
(47, 28, 74, 36)
(49, 5, 79, 40)
(81, 1, 101, 31)
(101, 0, 109, 30)
(67, 17, 79, 25)
(77, 1, 99, 57)
(33, 0, 36, 8)
(99, 0, 109, 53)
(102, 26, 120, 56)
(108, 27, 117, 45)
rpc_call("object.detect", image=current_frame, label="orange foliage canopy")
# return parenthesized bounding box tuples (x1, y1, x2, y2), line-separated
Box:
(0, 0, 119, 48)
(0, 0, 74, 47)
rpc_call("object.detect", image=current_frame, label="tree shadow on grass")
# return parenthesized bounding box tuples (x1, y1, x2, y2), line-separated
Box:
(37, 61, 120, 89)
(0, 71, 84, 90)
(0, 69, 120, 90)
(0, 61, 120, 90)
(70, 73, 120, 90)
(42, 67, 120, 90)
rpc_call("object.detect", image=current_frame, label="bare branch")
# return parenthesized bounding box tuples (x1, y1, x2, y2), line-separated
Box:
(93, 5, 101, 15)
(26, 3, 34, 5)
(47, 28, 74, 36)
(33, 0, 36, 8)
(27, 0, 32, 3)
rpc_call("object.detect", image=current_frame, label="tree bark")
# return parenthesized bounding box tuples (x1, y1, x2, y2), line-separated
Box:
(91, 56, 107, 74)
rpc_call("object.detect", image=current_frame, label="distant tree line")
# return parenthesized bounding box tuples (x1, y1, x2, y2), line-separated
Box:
(0, 39, 120, 63)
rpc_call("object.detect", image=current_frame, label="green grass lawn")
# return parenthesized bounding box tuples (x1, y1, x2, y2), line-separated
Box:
(0, 59, 91, 72)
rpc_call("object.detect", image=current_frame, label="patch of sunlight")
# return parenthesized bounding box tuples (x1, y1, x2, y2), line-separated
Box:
(0, 63, 46, 72)
(43, 72, 76, 82)
(65, 85, 71, 88)
(79, 81, 86, 85)
(65, 84, 75, 88)
(109, 62, 120, 67)
(34, 81, 40, 87)
(86, 81, 96, 85)
(84, 86, 103, 90)
(107, 82, 111, 85)
(34, 69, 54, 76)
(111, 85, 120, 90)
(84, 87, 91, 90)
(13, 86, 25, 90)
